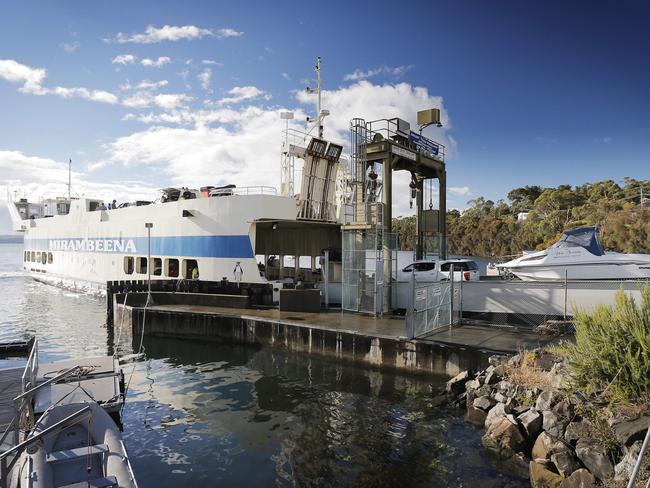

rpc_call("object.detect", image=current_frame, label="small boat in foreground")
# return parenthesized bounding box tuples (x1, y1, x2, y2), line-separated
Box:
(497, 227, 650, 281)
(18, 395, 137, 488)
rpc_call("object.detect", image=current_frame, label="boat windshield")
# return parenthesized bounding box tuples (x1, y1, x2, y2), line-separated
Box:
(550, 227, 604, 256)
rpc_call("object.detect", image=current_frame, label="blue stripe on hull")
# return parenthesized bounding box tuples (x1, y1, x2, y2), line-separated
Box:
(23, 235, 254, 259)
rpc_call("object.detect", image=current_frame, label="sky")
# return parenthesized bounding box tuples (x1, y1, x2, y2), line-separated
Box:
(1, 0, 649, 233)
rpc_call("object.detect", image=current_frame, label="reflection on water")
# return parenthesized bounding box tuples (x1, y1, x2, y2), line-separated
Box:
(0, 243, 526, 487)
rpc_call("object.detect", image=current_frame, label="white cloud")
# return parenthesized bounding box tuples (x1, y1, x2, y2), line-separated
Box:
(137, 79, 168, 90)
(112, 54, 137, 65)
(281, 72, 291, 80)
(0, 150, 156, 204)
(154, 93, 192, 110)
(343, 64, 414, 81)
(0, 58, 118, 104)
(0, 59, 47, 94)
(198, 68, 211, 91)
(449, 186, 471, 196)
(60, 41, 80, 53)
(110, 25, 242, 44)
(216, 86, 269, 105)
(201, 59, 222, 66)
(141, 56, 171, 68)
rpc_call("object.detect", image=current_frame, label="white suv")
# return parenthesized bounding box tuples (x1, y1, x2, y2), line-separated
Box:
(398, 260, 441, 282)
(439, 259, 480, 281)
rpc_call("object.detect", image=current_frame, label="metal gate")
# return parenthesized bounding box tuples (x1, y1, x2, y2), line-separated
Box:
(406, 273, 456, 339)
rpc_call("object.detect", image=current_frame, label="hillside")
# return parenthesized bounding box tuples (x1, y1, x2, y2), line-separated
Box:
(393, 178, 650, 258)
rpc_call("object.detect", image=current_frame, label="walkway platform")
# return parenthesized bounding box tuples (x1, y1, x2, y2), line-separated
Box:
(115, 296, 566, 377)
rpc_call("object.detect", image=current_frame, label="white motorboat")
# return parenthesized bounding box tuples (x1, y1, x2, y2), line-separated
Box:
(497, 227, 650, 281)
(17, 394, 137, 488)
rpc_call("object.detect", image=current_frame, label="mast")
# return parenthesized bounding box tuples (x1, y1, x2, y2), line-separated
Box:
(316, 57, 322, 138)
(68, 158, 71, 200)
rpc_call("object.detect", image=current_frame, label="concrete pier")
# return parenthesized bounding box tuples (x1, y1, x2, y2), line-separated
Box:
(114, 293, 562, 377)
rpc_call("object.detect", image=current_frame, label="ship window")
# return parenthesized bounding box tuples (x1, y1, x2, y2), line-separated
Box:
(124, 256, 134, 275)
(283, 255, 296, 268)
(299, 256, 312, 269)
(136, 257, 147, 274)
(41, 252, 47, 265)
(153, 258, 162, 276)
(165, 258, 179, 278)
(48, 252, 53, 264)
(314, 257, 322, 270)
(183, 259, 199, 279)
(24, 251, 28, 262)
(266, 255, 280, 268)
(31, 251, 35, 262)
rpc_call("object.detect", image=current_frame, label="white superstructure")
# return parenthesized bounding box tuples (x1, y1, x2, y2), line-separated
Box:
(497, 227, 650, 281)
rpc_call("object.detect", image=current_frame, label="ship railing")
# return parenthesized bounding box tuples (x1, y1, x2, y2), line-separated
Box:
(364, 118, 445, 162)
(231, 186, 278, 196)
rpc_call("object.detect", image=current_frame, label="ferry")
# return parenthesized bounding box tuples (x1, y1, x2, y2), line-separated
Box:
(8, 59, 344, 294)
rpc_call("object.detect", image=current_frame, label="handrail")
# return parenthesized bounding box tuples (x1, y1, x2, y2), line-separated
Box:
(0, 405, 91, 461)
(21, 340, 38, 392)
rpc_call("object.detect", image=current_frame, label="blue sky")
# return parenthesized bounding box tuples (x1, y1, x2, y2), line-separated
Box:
(1, 0, 649, 232)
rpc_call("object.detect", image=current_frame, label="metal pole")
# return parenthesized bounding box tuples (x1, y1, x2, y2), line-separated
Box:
(323, 250, 329, 310)
(449, 264, 454, 329)
(406, 267, 415, 339)
(564, 269, 569, 322)
(145, 223, 153, 306)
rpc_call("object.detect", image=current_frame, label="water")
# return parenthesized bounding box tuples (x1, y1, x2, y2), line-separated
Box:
(0, 243, 525, 487)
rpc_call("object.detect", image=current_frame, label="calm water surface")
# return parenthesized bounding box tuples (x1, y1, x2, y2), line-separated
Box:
(0, 242, 525, 487)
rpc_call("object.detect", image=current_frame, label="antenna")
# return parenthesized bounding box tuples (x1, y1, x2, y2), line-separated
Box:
(305, 57, 329, 138)
(68, 158, 71, 200)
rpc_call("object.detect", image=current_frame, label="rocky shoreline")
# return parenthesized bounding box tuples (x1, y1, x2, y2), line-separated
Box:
(445, 352, 649, 487)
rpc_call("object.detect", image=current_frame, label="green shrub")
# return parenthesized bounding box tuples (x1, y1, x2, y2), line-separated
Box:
(564, 285, 650, 404)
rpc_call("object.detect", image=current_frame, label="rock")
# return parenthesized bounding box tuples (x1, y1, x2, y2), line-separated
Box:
(611, 416, 650, 447)
(558, 469, 597, 488)
(614, 440, 642, 480)
(575, 438, 614, 481)
(496, 380, 516, 395)
(485, 402, 508, 430)
(483, 415, 527, 454)
(518, 408, 543, 438)
(489, 354, 509, 367)
(564, 420, 593, 445)
(466, 406, 488, 428)
(551, 400, 574, 420)
(500, 452, 530, 479)
(508, 354, 521, 366)
(536, 390, 561, 411)
(513, 405, 531, 416)
(494, 391, 508, 403)
(529, 461, 564, 488)
(473, 395, 495, 412)
(484, 370, 500, 385)
(446, 370, 469, 395)
(465, 378, 481, 391)
(551, 448, 581, 478)
(543, 410, 568, 439)
(532, 431, 563, 461)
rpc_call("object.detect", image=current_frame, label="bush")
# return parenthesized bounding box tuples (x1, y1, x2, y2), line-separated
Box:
(563, 285, 650, 404)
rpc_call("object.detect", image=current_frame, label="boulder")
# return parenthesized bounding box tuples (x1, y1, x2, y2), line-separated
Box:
(465, 378, 481, 392)
(558, 469, 597, 488)
(551, 448, 581, 478)
(484, 370, 500, 385)
(485, 402, 508, 430)
(536, 390, 561, 412)
(446, 370, 469, 395)
(529, 461, 564, 488)
(575, 438, 614, 481)
(466, 406, 488, 428)
(543, 411, 568, 439)
(551, 400, 574, 420)
(500, 452, 530, 480)
(483, 415, 527, 456)
(496, 380, 516, 396)
(518, 409, 543, 439)
(532, 432, 563, 461)
(494, 391, 508, 403)
(564, 420, 593, 445)
(473, 395, 495, 412)
(611, 416, 650, 447)
(513, 405, 532, 416)
(488, 354, 509, 367)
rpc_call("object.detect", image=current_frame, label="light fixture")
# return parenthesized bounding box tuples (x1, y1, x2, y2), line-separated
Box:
(271, 222, 278, 230)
